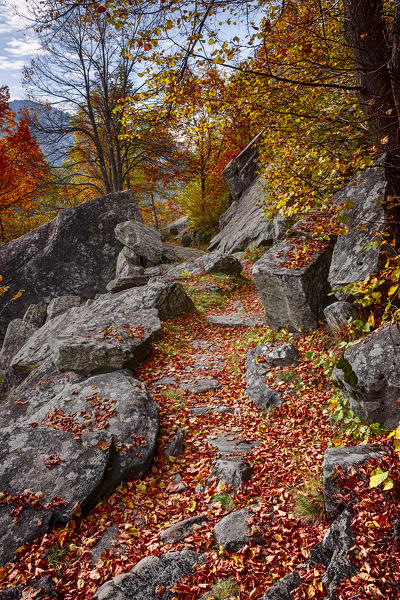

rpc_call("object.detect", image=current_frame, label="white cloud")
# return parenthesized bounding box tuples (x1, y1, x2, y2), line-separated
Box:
(0, 0, 30, 32)
(6, 38, 44, 56)
(0, 56, 25, 70)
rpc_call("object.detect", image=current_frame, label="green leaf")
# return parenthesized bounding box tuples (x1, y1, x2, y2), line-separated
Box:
(305, 350, 315, 360)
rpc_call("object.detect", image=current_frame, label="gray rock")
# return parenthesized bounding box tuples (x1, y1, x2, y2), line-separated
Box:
(262, 510, 356, 599)
(1, 577, 55, 600)
(166, 473, 186, 494)
(47, 295, 82, 319)
(167, 253, 242, 278)
(222, 133, 262, 202)
(329, 162, 387, 294)
(161, 216, 189, 237)
(91, 523, 119, 564)
(0, 367, 159, 565)
(23, 304, 47, 328)
(207, 457, 252, 489)
(52, 309, 161, 375)
(106, 274, 150, 293)
(207, 314, 265, 328)
(0, 319, 37, 394)
(208, 180, 275, 255)
(207, 433, 259, 455)
(160, 515, 206, 544)
(0, 190, 142, 342)
(324, 301, 360, 333)
(180, 378, 220, 394)
(115, 221, 163, 267)
(162, 244, 206, 261)
(164, 428, 186, 458)
(214, 507, 260, 552)
(245, 344, 299, 411)
(95, 547, 204, 600)
(12, 279, 192, 375)
(323, 446, 384, 520)
(0, 319, 37, 367)
(253, 240, 333, 331)
(153, 376, 177, 388)
(331, 323, 400, 428)
(262, 571, 303, 600)
(320, 509, 357, 598)
(115, 247, 142, 277)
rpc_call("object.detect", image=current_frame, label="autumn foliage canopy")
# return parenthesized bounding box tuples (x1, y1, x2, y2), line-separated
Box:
(0, 86, 49, 242)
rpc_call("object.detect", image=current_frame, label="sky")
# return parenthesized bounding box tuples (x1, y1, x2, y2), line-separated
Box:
(0, 0, 43, 100)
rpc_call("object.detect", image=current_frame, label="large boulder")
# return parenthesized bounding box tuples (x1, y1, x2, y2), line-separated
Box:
(52, 309, 161, 375)
(115, 220, 163, 267)
(222, 132, 262, 202)
(208, 179, 277, 254)
(0, 365, 159, 565)
(253, 239, 333, 331)
(95, 548, 204, 600)
(208, 133, 288, 254)
(331, 323, 400, 428)
(0, 190, 142, 341)
(328, 162, 387, 294)
(11, 279, 192, 377)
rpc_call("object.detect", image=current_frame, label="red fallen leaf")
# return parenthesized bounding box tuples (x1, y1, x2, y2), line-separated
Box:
(28, 422, 39, 428)
(155, 584, 166, 597)
(44, 454, 65, 468)
(98, 440, 110, 451)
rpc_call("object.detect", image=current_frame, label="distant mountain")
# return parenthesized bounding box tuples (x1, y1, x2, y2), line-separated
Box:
(9, 100, 73, 167)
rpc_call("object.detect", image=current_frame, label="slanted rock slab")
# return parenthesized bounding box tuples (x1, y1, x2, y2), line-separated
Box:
(331, 323, 400, 428)
(12, 279, 192, 375)
(0, 367, 159, 565)
(95, 547, 204, 600)
(253, 240, 333, 331)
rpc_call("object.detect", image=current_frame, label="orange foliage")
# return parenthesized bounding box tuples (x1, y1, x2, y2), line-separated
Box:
(0, 86, 49, 242)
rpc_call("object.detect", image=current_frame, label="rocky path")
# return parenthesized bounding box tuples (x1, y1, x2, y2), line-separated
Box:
(0, 265, 387, 599)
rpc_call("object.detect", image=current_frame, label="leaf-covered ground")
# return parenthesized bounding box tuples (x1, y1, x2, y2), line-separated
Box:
(1, 263, 399, 599)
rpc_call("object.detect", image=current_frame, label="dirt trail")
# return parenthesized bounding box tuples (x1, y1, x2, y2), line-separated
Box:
(2, 266, 359, 599)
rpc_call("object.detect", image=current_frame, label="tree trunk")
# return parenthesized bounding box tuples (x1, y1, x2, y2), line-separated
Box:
(150, 193, 160, 230)
(343, 0, 399, 150)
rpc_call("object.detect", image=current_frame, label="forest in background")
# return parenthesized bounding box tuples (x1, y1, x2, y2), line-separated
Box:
(2, 0, 391, 243)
